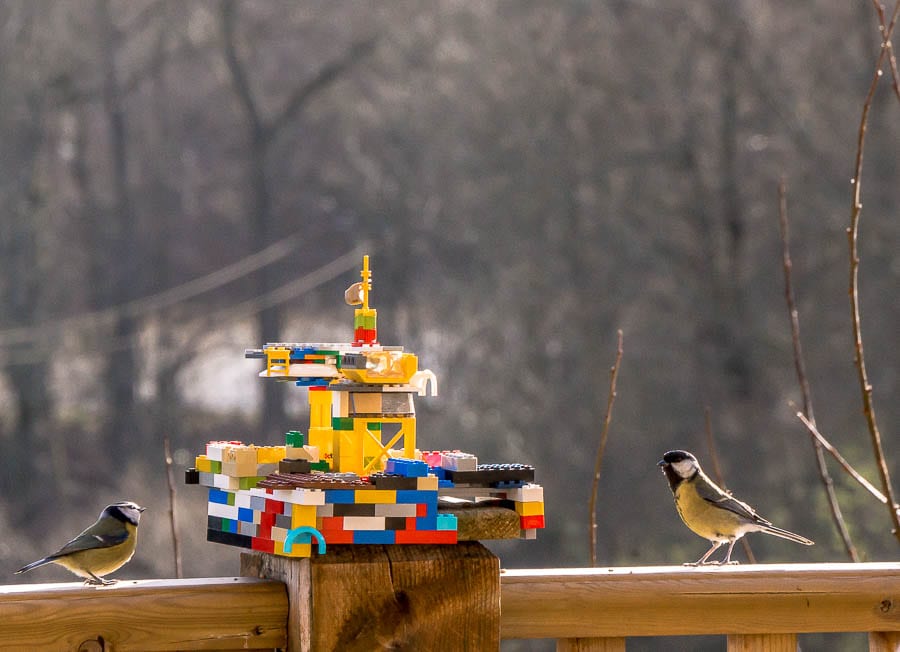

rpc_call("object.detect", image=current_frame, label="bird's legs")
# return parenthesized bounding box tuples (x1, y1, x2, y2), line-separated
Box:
(84, 572, 116, 586)
(720, 539, 740, 565)
(685, 540, 723, 566)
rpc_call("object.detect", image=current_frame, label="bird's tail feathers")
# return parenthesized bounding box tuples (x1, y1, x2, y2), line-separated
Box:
(759, 524, 814, 545)
(15, 556, 56, 574)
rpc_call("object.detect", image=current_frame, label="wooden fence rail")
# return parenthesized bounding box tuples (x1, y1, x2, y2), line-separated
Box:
(2, 552, 899, 651)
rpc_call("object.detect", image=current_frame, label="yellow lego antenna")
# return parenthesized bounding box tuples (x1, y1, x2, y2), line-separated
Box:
(361, 254, 370, 310)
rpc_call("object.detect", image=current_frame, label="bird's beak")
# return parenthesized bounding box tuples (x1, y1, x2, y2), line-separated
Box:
(658, 460, 666, 467)
(138, 506, 147, 512)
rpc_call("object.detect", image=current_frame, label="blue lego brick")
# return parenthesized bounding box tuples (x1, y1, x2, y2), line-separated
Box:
(353, 530, 396, 544)
(385, 458, 428, 478)
(325, 490, 357, 504)
(295, 378, 331, 387)
(395, 490, 438, 505)
(436, 514, 458, 531)
(438, 479, 454, 488)
(223, 518, 238, 534)
(238, 507, 254, 523)
(416, 515, 437, 530)
(430, 467, 447, 480)
(209, 488, 233, 505)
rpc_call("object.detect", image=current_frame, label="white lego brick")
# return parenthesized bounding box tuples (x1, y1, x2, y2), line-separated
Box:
(281, 488, 326, 505)
(440, 451, 478, 471)
(208, 502, 238, 520)
(343, 516, 386, 531)
(206, 442, 230, 462)
(521, 528, 537, 540)
(198, 472, 215, 487)
(507, 484, 544, 502)
(234, 493, 253, 509)
(212, 473, 240, 491)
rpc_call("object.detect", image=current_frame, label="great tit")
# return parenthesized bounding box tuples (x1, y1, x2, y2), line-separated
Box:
(659, 450, 813, 565)
(15, 501, 145, 585)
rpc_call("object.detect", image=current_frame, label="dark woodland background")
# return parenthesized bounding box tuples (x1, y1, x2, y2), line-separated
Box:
(1, 2, 899, 649)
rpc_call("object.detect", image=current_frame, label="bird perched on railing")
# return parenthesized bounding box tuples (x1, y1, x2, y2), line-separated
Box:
(658, 450, 813, 565)
(15, 501, 145, 585)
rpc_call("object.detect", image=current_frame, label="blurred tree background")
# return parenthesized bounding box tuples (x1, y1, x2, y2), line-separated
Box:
(1, 0, 898, 648)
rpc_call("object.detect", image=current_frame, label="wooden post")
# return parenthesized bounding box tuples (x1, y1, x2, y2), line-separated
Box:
(557, 637, 626, 651)
(727, 634, 797, 651)
(869, 631, 900, 651)
(242, 542, 500, 651)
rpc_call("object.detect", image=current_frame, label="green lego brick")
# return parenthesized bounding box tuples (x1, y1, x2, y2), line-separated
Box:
(239, 476, 265, 490)
(285, 430, 306, 447)
(367, 422, 382, 431)
(332, 417, 354, 430)
(210, 460, 222, 474)
(310, 460, 331, 472)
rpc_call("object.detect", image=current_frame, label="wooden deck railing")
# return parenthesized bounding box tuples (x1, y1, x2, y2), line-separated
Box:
(2, 552, 899, 650)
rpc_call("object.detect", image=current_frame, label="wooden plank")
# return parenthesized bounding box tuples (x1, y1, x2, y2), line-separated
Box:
(441, 503, 522, 540)
(243, 542, 500, 651)
(727, 633, 797, 651)
(500, 563, 900, 639)
(0, 577, 286, 651)
(869, 631, 900, 651)
(557, 637, 626, 651)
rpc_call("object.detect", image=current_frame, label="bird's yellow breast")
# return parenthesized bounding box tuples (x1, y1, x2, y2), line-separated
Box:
(674, 480, 743, 542)
(54, 522, 138, 578)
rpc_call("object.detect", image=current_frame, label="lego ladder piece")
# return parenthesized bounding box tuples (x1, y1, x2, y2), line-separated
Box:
(240, 542, 499, 652)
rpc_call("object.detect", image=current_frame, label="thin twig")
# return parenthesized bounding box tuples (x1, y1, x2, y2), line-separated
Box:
(589, 329, 623, 567)
(849, 0, 900, 543)
(164, 436, 183, 578)
(703, 407, 755, 564)
(777, 178, 859, 561)
(872, 0, 900, 104)
(793, 408, 888, 504)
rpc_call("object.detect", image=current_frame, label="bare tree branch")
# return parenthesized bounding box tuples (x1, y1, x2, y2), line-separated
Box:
(164, 436, 183, 578)
(849, 0, 900, 544)
(589, 329, 623, 567)
(704, 407, 755, 564)
(794, 410, 888, 505)
(872, 0, 900, 104)
(220, 0, 262, 135)
(267, 36, 378, 139)
(778, 178, 858, 561)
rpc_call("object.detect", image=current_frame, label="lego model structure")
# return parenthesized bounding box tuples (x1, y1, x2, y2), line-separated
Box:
(185, 256, 545, 557)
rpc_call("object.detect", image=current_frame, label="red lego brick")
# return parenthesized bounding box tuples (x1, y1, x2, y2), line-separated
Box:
(405, 517, 418, 530)
(251, 537, 275, 553)
(258, 523, 272, 540)
(265, 498, 283, 513)
(520, 515, 545, 529)
(395, 530, 457, 544)
(323, 530, 354, 545)
(416, 503, 428, 517)
(260, 511, 276, 528)
(319, 516, 345, 531)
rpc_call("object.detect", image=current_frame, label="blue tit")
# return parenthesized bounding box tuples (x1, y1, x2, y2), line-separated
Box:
(659, 450, 813, 565)
(15, 501, 145, 585)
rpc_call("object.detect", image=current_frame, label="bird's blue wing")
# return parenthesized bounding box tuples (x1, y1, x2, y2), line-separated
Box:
(54, 531, 129, 555)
